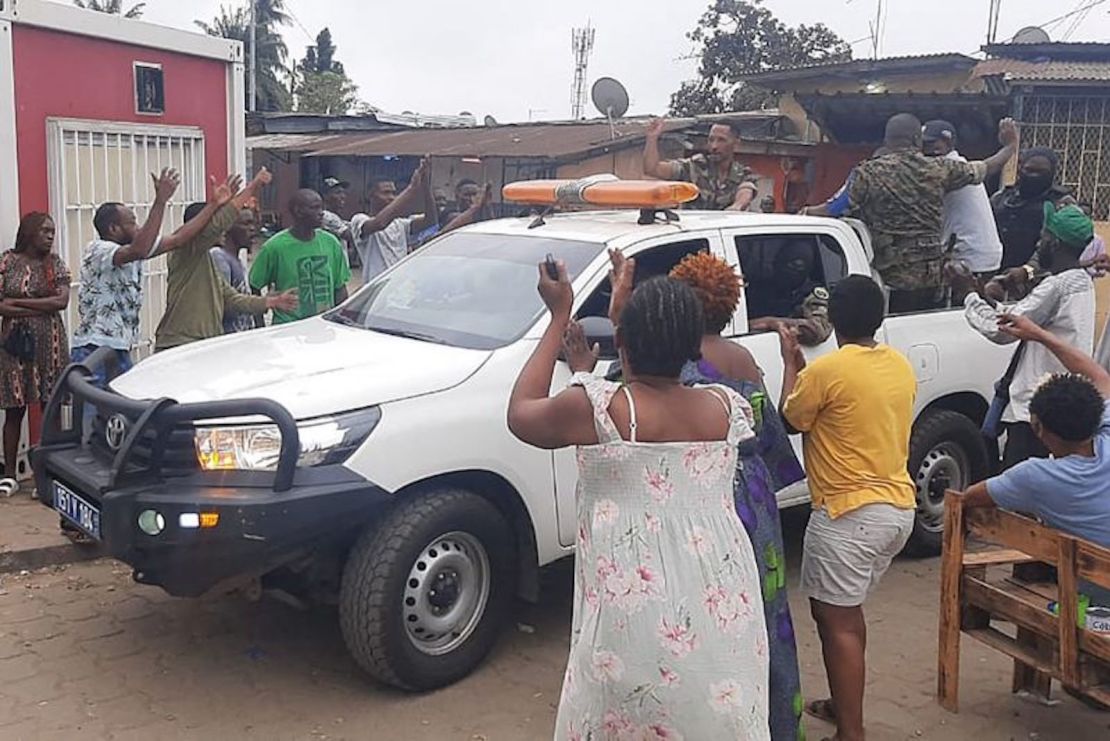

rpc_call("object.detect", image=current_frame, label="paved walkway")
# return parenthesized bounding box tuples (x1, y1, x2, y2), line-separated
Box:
(1, 500, 1107, 740)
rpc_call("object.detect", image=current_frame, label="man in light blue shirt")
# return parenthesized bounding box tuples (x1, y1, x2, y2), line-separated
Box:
(963, 313, 1110, 608)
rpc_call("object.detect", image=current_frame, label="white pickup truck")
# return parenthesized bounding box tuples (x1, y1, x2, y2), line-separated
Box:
(33, 207, 1009, 691)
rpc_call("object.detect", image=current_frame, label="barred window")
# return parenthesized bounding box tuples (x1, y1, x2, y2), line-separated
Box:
(1020, 93, 1110, 220)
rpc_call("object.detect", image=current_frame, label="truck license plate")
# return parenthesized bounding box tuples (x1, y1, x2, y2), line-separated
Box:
(53, 481, 101, 540)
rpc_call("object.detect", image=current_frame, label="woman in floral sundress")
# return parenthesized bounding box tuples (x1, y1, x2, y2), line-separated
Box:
(508, 251, 769, 740)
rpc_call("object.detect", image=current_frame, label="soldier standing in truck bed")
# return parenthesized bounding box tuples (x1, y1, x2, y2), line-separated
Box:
(845, 113, 1018, 313)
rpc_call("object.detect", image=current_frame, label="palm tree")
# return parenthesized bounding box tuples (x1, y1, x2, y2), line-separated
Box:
(73, 0, 146, 18)
(196, 2, 292, 112)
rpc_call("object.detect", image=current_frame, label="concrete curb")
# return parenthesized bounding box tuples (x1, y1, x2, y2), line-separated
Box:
(0, 543, 106, 574)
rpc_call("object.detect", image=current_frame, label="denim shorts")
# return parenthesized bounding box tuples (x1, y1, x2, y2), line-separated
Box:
(801, 503, 915, 607)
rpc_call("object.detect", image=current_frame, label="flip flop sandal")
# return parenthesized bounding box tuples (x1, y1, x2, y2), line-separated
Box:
(805, 698, 837, 724)
(0, 478, 18, 498)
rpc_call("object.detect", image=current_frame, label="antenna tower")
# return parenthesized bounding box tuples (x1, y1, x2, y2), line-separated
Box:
(987, 0, 1002, 44)
(571, 24, 596, 120)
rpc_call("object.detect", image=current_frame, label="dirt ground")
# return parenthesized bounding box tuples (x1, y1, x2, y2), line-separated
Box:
(0, 509, 1107, 741)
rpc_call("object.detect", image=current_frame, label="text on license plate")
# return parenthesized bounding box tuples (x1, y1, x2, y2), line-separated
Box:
(53, 481, 101, 540)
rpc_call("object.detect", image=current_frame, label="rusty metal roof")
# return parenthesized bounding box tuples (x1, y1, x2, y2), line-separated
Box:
(301, 115, 784, 159)
(972, 58, 1110, 84)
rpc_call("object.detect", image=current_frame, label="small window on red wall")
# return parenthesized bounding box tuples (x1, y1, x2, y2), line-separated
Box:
(135, 63, 165, 115)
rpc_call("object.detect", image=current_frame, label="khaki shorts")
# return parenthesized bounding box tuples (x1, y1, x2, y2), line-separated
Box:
(801, 503, 915, 607)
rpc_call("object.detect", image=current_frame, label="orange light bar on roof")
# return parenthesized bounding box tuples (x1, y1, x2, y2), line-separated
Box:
(502, 176, 700, 209)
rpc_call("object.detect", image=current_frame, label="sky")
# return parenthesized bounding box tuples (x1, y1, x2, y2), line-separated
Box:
(75, 0, 1110, 122)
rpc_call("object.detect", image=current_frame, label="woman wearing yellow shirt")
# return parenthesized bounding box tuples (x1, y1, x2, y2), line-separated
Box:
(779, 275, 917, 741)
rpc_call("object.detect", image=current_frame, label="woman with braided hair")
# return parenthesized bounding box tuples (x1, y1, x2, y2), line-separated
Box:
(671, 251, 806, 741)
(509, 251, 769, 739)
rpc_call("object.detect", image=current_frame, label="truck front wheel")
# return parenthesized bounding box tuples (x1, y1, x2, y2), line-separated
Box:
(339, 487, 513, 690)
(904, 409, 989, 556)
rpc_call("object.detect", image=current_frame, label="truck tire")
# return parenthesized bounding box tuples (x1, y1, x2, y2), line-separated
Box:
(339, 487, 513, 690)
(904, 409, 989, 557)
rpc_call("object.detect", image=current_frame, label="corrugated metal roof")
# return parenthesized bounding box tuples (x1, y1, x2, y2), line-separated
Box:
(973, 59, 1110, 84)
(246, 133, 361, 152)
(740, 53, 977, 83)
(303, 115, 784, 159)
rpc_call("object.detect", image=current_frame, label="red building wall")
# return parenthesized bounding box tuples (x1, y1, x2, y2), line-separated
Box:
(11, 25, 230, 213)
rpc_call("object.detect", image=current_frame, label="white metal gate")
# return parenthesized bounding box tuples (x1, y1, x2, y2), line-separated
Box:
(46, 118, 207, 358)
(1020, 94, 1110, 220)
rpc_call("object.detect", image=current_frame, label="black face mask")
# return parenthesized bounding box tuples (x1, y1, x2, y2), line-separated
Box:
(1018, 173, 1054, 198)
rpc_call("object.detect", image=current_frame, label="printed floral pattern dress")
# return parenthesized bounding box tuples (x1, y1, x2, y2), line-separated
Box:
(0, 251, 70, 409)
(555, 374, 770, 741)
(683, 360, 806, 741)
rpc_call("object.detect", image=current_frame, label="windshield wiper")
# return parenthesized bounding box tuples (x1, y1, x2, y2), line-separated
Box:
(325, 312, 361, 327)
(366, 326, 449, 345)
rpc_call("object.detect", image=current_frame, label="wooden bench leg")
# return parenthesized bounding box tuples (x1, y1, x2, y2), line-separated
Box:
(938, 491, 964, 712)
(1012, 627, 1053, 700)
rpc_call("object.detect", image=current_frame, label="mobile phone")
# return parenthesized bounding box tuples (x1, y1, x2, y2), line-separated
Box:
(544, 253, 559, 280)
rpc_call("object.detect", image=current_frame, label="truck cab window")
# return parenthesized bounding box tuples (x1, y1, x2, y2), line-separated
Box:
(736, 234, 846, 326)
(577, 239, 711, 319)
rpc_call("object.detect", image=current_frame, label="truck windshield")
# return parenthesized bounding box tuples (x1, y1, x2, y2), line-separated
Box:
(326, 231, 604, 350)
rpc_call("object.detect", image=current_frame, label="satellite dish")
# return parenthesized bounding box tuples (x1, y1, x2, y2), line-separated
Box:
(592, 77, 630, 119)
(484, 115, 498, 126)
(1013, 26, 1051, 44)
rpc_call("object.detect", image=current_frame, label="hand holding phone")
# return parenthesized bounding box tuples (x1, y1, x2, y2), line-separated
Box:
(544, 253, 559, 280)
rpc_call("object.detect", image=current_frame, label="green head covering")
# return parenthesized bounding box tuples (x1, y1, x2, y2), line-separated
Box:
(1043, 202, 1094, 248)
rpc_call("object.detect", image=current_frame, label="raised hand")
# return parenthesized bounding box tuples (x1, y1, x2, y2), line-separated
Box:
(998, 117, 1018, 148)
(646, 118, 666, 140)
(537, 259, 573, 319)
(562, 320, 599, 374)
(777, 324, 805, 369)
(211, 174, 244, 206)
(152, 168, 181, 202)
(607, 248, 635, 325)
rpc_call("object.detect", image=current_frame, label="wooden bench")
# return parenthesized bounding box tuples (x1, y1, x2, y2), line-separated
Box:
(937, 489, 1110, 712)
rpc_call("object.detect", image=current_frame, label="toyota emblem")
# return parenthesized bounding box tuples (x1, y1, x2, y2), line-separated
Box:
(105, 414, 129, 451)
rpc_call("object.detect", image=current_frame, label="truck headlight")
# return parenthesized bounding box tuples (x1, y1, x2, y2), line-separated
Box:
(195, 407, 382, 472)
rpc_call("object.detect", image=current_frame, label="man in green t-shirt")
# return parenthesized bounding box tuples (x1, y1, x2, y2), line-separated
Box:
(249, 189, 352, 323)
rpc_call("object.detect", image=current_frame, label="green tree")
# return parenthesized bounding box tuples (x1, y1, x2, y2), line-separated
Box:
(295, 71, 360, 115)
(196, 1, 292, 112)
(294, 29, 362, 115)
(73, 0, 146, 18)
(670, 0, 851, 115)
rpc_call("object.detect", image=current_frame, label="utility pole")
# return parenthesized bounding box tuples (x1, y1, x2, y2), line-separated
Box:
(987, 0, 1002, 44)
(571, 24, 595, 120)
(248, 0, 257, 112)
(869, 0, 886, 59)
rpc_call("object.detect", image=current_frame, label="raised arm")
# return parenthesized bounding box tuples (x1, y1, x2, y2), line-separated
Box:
(999, 313, 1110, 397)
(112, 168, 179, 266)
(439, 183, 493, 236)
(643, 119, 680, 181)
(359, 160, 427, 238)
(981, 118, 1019, 180)
(408, 157, 439, 233)
(507, 261, 598, 449)
(152, 174, 245, 256)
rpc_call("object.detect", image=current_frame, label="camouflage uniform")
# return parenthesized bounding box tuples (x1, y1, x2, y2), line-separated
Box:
(753, 282, 832, 346)
(672, 155, 759, 211)
(847, 150, 987, 305)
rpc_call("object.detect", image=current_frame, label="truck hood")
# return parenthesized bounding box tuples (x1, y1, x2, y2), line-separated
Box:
(111, 318, 491, 419)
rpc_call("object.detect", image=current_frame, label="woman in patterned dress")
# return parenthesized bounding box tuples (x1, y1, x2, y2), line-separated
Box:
(508, 251, 769, 740)
(0, 213, 71, 483)
(671, 253, 806, 741)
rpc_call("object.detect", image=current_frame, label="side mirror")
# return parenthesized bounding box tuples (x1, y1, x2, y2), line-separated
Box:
(577, 316, 617, 360)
